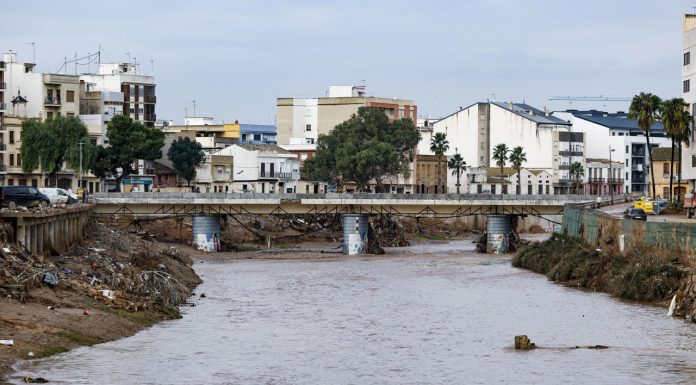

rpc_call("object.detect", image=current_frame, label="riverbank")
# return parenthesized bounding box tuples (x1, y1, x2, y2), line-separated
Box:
(513, 233, 691, 314)
(0, 220, 201, 384)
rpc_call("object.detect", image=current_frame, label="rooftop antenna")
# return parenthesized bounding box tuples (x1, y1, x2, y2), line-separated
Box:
(28, 42, 35, 64)
(192, 100, 197, 117)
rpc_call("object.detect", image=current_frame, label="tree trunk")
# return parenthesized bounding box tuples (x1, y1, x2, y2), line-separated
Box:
(436, 155, 442, 194)
(670, 136, 675, 201)
(678, 139, 683, 202)
(456, 170, 461, 194)
(517, 168, 521, 195)
(646, 132, 656, 198)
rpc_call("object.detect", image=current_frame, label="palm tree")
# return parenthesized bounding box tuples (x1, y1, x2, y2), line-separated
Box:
(676, 111, 693, 201)
(509, 146, 527, 194)
(492, 143, 510, 176)
(569, 161, 584, 195)
(660, 98, 688, 201)
(430, 132, 449, 194)
(447, 152, 467, 194)
(629, 92, 662, 198)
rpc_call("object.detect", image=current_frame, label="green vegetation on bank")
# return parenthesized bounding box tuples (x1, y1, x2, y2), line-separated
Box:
(513, 234, 683, 302)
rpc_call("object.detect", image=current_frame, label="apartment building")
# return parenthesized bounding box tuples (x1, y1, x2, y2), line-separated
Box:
(650, 147, 688, 199)
(276, 85, 417, 151)
(554, 110, 669, 194)
(80, 63, 156, 127)
(214, 144, 300, 194)
(584, 158, 624, 196)
(161, 117, 240, 151)
(79, 81, 125, 144)
(465, 167, 554, 195)
(433, 102, 578, 194)
(0, 57, 5, 178)
(682, 14, 696, 190)
(240, 124, 277, 144)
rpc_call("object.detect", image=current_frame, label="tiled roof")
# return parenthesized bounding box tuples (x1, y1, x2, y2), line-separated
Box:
(565, 110, 665, 134)
(651, 147, 680, 161)
(492, 102, 571, 126)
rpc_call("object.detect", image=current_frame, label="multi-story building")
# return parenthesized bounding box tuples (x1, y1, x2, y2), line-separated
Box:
(465, 167, 554, 195)
(433, 102, 579, 194)
(682, 14, 696, 190)
(214, 144, 300, 194)
(79, 80, 125, 144)
(240, 124, 276, 144)
(583, 158, 624, 196)
(412, 154, 447, 194)
(650, 147, 688, 199)
(162, 117, 240, 151)
(554, 110, 669, 194)
(80, 63, 156, 127)
(0, 57, 5, 177)
(276, 85, 417, 149)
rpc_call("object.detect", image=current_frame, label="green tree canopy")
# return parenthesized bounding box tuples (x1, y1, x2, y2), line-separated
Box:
(430, 132, 449, 194)
(447, 152, 466, 194)
(20, 115, 96, 186)
(569, 161, 584, 194)
(167, 137, 206, 186)
(92, 115, 165, 189)
(509, 146, 527, 194)
(302, 107, 420, 191)
(492, 143, 510, 176)
(629, 92, 662, 197)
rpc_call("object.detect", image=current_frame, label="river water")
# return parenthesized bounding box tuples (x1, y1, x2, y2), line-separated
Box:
(12, 239, 696, 384)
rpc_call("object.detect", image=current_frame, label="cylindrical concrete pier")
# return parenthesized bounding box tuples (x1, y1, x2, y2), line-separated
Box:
(487, 215, 511, 254)
(342, 214, 369, 255)
(192, 215, 221, 252)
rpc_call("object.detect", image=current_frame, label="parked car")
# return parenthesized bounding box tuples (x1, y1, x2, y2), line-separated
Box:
(1, 186, 51, 209)
(623, 207, 647, 221)
(39, 188, 78, 205)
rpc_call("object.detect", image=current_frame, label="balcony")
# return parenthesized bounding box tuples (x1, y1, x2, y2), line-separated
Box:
(0, 164, 6, 172)
(0, 144, 6, 151)
(0, 103, 5, 112)
(277, 172, 299, 180)
(144, 113, 156, 121)
(0, 61, 5, 70)
(588, 177, 605, 183)
(0, 82, 5, 90)
(259, 170, 275, 179)
(214, 172, 232, 182)
(559, 150, 583, 156)
(144, 168, 155, 175)
(44, 96, 61, 106)
(144, 95, 156, 103)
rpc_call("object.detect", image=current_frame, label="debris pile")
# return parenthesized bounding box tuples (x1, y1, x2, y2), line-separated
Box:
(371, 215, 409, 247)
(0, 217, 200, 314)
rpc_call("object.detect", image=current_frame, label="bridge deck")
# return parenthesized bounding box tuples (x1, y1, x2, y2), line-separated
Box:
(94, 193, 594, 217)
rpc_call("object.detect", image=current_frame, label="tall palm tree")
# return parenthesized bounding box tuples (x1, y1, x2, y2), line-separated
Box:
(629, 92, 662, 198)
(509, 146, 527, 194)
(569, 161, 583, 195)
(447, 152, 467, 194)
(492, 143, 510, 176)
(676, 110, 693, 201)
(430, 132, 449, 194)
(659, 98, 688, 201)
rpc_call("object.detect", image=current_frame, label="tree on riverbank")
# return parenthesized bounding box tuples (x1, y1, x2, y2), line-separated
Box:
(660, 98, 691, 201)
(492, 143, 509, 176)
(20, 115, 96, 186)
(447, 152, 466, 194)
(509, 146, 527, 194)
(430, 133, 449, 194)
(302, 107, 420, 192)
(629, 92, 662, 198)
(92, 116, 165, 191)
(168, 137, 206, 186)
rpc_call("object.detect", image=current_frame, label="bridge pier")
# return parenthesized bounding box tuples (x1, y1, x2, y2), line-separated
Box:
(192, 215, 221, 252)
(342, 214, 369, 255)
(487, 215, 512, 254)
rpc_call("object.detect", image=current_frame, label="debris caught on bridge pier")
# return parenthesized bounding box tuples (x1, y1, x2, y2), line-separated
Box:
(514, 335, 536, 350)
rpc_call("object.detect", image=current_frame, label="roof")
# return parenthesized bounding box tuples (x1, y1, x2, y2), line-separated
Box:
(487, 167, 516, 177)
(651, 147, 681, 161)
(565, 110, 665, 135)
(240, 124, 277, 134)
(235, 143, 291, 154)
(492, 102, 571, 126)
(527, 169, 549, 176)
(487, 176, 511, 184)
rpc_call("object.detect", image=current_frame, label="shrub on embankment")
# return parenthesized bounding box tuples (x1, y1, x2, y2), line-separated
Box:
(512, 233, 684, 302)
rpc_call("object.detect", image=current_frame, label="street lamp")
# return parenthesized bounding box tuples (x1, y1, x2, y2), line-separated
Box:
(609, 146, 615, 205)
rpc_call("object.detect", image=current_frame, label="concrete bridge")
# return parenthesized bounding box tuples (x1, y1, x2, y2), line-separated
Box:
(92, 193, 595, 254)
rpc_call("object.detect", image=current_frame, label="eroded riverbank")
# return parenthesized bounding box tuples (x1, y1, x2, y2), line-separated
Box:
(9, 238, 696, 384)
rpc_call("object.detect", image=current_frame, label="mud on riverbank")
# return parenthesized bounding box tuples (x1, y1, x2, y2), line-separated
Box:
(0, 220, 201, 383)
(512, 234, 696, 318)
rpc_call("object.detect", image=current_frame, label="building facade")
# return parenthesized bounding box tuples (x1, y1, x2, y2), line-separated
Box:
(584, 158, 623, 196)
(650, 147, 688, 200)
(682, 14, 696, 190)
(240, 124, 277, 144)
(214, 144, 300, 194)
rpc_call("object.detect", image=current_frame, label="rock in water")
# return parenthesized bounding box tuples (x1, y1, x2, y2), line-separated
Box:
(514, 335, 536, 350)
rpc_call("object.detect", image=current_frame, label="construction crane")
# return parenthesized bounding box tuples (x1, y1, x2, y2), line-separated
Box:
(549, 96, 631, 102)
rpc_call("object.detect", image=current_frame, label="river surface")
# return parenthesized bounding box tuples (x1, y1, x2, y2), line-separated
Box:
(12, 239, 696, 384)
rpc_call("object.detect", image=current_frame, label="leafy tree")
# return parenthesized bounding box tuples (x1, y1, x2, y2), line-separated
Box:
(569, 161, 584, 194)
(429, 132, 449, 194)
(167, 137, 206, 186)
(629, 92, 662, 198)
(676, 110, 692, 201)
(492, 143, 510, 176)
(20, 115, 96, 186)
(509, 146, 527, 194)
(660, 98, 689, 201)
(92, 115, 165, 190)
(447, 152, 466, 194)
(302, 107, 420, 192)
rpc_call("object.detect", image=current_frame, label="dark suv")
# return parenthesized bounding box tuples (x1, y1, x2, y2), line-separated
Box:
(1, 186, 51, 209)
(623, 207, 647, 221)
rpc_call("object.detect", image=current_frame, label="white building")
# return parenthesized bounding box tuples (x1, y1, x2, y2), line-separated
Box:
(682, 14, 696, 189)
(214, 144, 300, 194)
(465, 167, 554, 195)
(432, 102, 579, 194)
(554, 110, 669, 194)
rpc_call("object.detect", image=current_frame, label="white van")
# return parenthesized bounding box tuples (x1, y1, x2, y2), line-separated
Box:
(39, 188, 77, 206)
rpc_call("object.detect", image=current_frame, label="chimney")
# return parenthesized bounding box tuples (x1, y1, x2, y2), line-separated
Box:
(544, 106, 549, 116)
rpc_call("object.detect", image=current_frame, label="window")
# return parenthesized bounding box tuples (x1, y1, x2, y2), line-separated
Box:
(47, 111, 53, 120)
(306, 138, 315, 144)
(9, 154, 14, 166)
(685, 52, 691, 66)
(7, 179, 12, 186)
(66, 90, 75, 102)
(685, 79, 691, 93)
(253, 134, 261, 141)
(67, 113, 75, 118)
(663, 162, 670, 176)
(305, 124, 312, 131)
(626, 145, 629, 154)
(626, 172, 629, 180)
(625, 159, 628, 167)
(692, 155, 696, 167)
(18, 154, 22, 166)
(9, 131, 14, 144)
(502, 185, 508, 194)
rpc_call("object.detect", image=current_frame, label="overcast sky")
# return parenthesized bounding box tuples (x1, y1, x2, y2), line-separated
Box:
(1, 0, 691, 124)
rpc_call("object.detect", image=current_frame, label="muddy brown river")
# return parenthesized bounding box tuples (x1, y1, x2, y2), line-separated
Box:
(11, 239, 696, 384)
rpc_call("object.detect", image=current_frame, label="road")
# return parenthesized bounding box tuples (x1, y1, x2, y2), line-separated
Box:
(599, 202, 693, 223)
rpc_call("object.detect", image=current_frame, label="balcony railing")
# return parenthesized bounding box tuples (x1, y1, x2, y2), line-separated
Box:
(0, 103, 6, 111)
(0, 62, 5, 70)
(0, 82, 5, 90)
(214, 172, 232, 182)
(144, 95, 156, 103)
(277, 172, 295, 180)
(0, 144, 7, 151)
(0, 164, 6, 172)
(44, 96, 61, 106)
(144, 114, 156, 121)
(259, 170, 274, 178)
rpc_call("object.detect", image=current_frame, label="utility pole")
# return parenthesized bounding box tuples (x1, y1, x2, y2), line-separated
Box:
(192, 100, 197, 117)
(609, 146, 615, 205)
